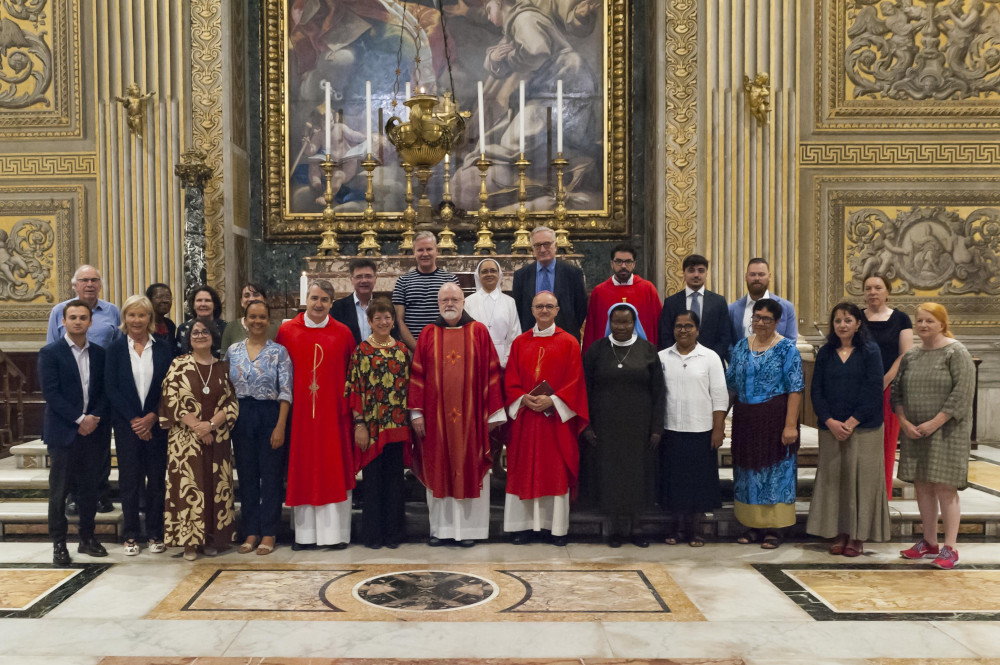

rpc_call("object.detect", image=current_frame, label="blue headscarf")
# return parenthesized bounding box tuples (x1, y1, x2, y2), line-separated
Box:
(604, 302, 647, 340)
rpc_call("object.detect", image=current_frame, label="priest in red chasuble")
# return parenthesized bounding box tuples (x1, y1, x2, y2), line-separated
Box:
(581, 243, 662, 352)
(504, 291, 589, 546)
(408, 283, 506, 547)
(275, 279, 356, 549)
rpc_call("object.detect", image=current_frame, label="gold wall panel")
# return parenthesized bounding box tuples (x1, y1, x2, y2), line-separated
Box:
(0, 0, 82, 138)
(230, 0, 248, 152)
(0, 186, 84, 334)
(816, 0, 1000, 130)
(801, 142, 1000, 167)
(813, 177, 1000, 329)
(0, 154, 97, 177)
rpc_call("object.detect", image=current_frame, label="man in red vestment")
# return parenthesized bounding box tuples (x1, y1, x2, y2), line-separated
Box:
(275, 279, 356, 549)
(581, 243, 661, 352)
(408, 283, 506, 547)
(504, 291, 589, 545)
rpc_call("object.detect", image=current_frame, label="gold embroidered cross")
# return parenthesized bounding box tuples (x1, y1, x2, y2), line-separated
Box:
(445, 348, 462, 365)
(449, 407, 463, 423)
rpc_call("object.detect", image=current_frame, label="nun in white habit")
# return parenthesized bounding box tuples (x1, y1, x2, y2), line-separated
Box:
(464, 258, 521, 368)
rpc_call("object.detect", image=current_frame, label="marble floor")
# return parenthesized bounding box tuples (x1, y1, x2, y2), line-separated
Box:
(1, 540, 1000, 664)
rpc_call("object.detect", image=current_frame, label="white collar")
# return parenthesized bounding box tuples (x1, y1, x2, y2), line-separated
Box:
(532, 323, 556, 337)
(127, 335, 154, 349)
(609, 333, 637, 347)
(667, 342, 705, 357)
(746, 289, 772, 303)
(353, 292, 371, 308)
(304, 314, 329, 328)
(613, 275, 634, 286)
(64, 334, 89, 351)
(685, 286, 706, 297)
(478, 287, 501, 301)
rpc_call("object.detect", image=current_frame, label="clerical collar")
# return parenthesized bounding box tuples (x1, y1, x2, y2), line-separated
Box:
(433, 311, 475, 328)
(532, 323, 556, 337)
(304, 313, 329, 328)
(613, 275, 634, 286)
(609, 333, 638, 347)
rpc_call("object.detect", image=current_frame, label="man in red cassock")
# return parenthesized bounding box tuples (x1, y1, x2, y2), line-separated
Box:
(276, 279, 356, 550)
(581, 243, 661, 352)
(504, 290, 589, 546)
(408, 283, 506, 547)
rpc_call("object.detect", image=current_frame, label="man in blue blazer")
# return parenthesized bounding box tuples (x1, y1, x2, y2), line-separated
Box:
(727, 258, 798, 343)
(512, 226, 588, 340)
(657, 254, 733, 362)
(38, 300, 110, 565)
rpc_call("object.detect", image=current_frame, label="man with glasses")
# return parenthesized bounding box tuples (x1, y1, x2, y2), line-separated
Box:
(581, 242, 662, 351)
(331, 258, 399, 345)
(657, 254, 733, 363)
(512, 226, 588, 341)
(727, 257, 798, 343)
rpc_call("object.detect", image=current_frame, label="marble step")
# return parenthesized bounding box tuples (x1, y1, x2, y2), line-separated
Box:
(10, 438, 118, 469)
(0, 500, 123, 541)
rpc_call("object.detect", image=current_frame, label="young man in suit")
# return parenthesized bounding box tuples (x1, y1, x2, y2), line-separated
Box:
(511, 226, 588, 340)
(331, 258, 398, 345)
(727, 258, 798, 342)
(657, 254, 733, 362)
(38, 300, 110, 565)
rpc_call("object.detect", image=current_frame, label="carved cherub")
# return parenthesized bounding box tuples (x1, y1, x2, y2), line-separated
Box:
(743, 73, 771, 124)
(114, 83, 155, 136)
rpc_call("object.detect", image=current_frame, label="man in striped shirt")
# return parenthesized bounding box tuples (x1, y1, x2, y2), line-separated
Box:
(392, 232, 460, 349)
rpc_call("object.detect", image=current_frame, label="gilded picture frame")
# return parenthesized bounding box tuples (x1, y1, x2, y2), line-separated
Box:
(262, 0, 629, 242)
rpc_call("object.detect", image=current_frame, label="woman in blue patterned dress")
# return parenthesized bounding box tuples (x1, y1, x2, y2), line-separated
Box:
(226, 299, 293, 556)
(726, 298, 804, 549)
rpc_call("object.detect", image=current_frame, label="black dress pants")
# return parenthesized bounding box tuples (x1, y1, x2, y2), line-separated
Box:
(361, 441, 406, 546)
(48, 428, 108, 543)
(114, 421, 167, 542)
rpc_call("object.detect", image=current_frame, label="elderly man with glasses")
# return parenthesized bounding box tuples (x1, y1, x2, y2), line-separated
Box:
(511, 226, 588, 341)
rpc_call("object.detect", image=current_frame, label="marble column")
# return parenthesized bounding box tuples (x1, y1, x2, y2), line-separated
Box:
(174, 149, 214, 299)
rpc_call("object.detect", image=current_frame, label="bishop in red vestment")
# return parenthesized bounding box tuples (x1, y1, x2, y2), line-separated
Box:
(581, 244, 661, 352)
(276, 280, 356, 548)
(408, 283, 506, 546)
(504, 291, 589, 545)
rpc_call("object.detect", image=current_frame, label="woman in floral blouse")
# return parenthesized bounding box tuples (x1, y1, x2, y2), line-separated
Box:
(345, 297, 412, 549)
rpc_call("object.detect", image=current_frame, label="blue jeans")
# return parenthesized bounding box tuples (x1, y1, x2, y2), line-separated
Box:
(232, 398, 285, 538)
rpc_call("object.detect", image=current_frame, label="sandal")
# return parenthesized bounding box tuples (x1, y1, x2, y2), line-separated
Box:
(123, 539, 140, 556)
(829, 535, 848, 556)
(239, 537, 258, 554)
(256, 537, 276, 556)
(664, 532, 686, 546)
(183, 545, 197, 561)
(737, 529, 760, 545)
(761, 533, 782, 550)
(843, 540, 863, 557)
(689, 535, 706, 548)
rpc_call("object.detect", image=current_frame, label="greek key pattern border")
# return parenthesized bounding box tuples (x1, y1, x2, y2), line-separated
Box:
(0, 153, 97, 177)
(801, 143, 1000, 167)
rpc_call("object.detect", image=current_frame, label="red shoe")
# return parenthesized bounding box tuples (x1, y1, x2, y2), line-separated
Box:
(932, 546, 959, 570)
(900, 539, 940, 559)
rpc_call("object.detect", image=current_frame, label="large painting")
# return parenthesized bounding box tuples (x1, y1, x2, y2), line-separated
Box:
(263, 0, 629, 241)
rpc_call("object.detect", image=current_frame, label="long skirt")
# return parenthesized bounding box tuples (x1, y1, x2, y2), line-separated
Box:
(806, 427, 891, 541)
(881, 387, 900, 496)
(659, 430, 721, 513)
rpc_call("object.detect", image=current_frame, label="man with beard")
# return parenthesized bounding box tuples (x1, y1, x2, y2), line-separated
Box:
(408, 283, 506, 547)
(581, 243, 661, 352)
(727, 258, 798, 342)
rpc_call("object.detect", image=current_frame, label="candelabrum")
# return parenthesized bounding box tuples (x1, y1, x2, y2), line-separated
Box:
(316, 155, 340, 256)
(398, 162, 417, 254)
(510, 153, 532, 255)
(357, 154, 382, 256)
(552, 153, 573, 253)
(472, 155, 496, 255)
(437, 154, 458, 254)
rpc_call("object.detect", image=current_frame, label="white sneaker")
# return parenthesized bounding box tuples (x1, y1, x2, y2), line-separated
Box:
(123, 540, 140, 556)
(147, 540, 166, 554)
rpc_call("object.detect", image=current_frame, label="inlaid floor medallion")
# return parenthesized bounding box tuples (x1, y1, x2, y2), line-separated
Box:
(352, 569, 499, 611)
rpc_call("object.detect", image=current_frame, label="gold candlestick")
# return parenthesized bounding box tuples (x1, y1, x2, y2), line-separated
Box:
(510, 153, 532, 255)
(399, 161, 416, 254)
(437, 153, 458, 255)
(357, 153, 382, 256)
(316, 154, 340, 255)
(472, 155, 496, 255)
(552, 153, 573, 253)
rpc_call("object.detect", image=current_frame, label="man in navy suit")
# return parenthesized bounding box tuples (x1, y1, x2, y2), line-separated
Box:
(330, 258, 398, 345)
(727, 258, 798, 343)
(38, 300, 110, 565)
(512, 226, 588, 340)
(657, 254, 733, 362)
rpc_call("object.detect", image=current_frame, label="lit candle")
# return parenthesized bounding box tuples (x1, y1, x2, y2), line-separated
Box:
(556, 79, 563, 154)
(323, 80, 331, 155)
(299, 271, 308, 306)
(477, 81, 486, 156)
(519, 80, 525, 154)
(365, 80, 372, 156)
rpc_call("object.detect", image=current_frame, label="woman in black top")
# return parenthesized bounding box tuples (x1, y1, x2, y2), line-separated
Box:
(861, 274, 913, 496)
(806, 302, 890, 556)
(175, 285, 228, 357)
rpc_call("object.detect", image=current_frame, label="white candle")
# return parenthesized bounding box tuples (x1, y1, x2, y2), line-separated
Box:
(477, 81, 486, 156)
(556, 80, 563, 154)
(299, 271, 308, 306)
(365, 80, 372, 156)
(323, 81, 331, 155)
(405, 82, 411, 100)
(519, 80, 525, 154)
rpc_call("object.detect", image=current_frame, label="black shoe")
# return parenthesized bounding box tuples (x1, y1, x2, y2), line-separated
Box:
(365, 542, 383, 550)
(608, 536, 624, 548)
(97, 498, 114, 514)
(53, 541, 72, 566)
(427, 536, 444, 547)
(77, 538, 108, 557)
(458, 539, 475, 548)
(550, 535, 568, 546)
(510, 531, 530, 545)
(327, 542, 349, 550)
(65, 500, 78, 516)
(385, 541, 400, 549)
(630, 535, 650, 548)
(290, 542, 315, 551)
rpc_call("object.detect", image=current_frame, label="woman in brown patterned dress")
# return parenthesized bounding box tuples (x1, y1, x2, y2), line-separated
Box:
(159, 319, 239, 561)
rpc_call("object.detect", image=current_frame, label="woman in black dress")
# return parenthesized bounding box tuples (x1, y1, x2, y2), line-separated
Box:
(582, 304, 665, 547)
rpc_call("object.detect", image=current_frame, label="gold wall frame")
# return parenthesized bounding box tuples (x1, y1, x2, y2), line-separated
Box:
(261, 0, 630, 242)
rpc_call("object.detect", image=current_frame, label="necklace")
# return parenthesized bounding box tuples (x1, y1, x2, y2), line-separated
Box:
(610, 342, 633, 368)
(750, 334, 777, 358)
(194, 359, 214, 394)
(367, 334, 395, 349)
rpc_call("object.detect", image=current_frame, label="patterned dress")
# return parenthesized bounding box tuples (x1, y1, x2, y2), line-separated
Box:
(158, 355, 239, 548)
(892, 342, 975, 489)
(345, 340, 412, 468)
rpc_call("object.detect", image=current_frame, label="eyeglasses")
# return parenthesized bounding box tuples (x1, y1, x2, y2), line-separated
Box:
(479, 268, 499, 275)
(674, 323, 696, 331)
(76, 277, 100, 284)
(533, 304, 557, 311)
(751, 315, 775, 324)
(532, 241, 554, 250)
(612, 259, 635, 267)
(190, 330, 212, 338)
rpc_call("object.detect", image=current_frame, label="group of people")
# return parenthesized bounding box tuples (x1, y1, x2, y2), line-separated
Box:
(38, 227, 976, 569)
